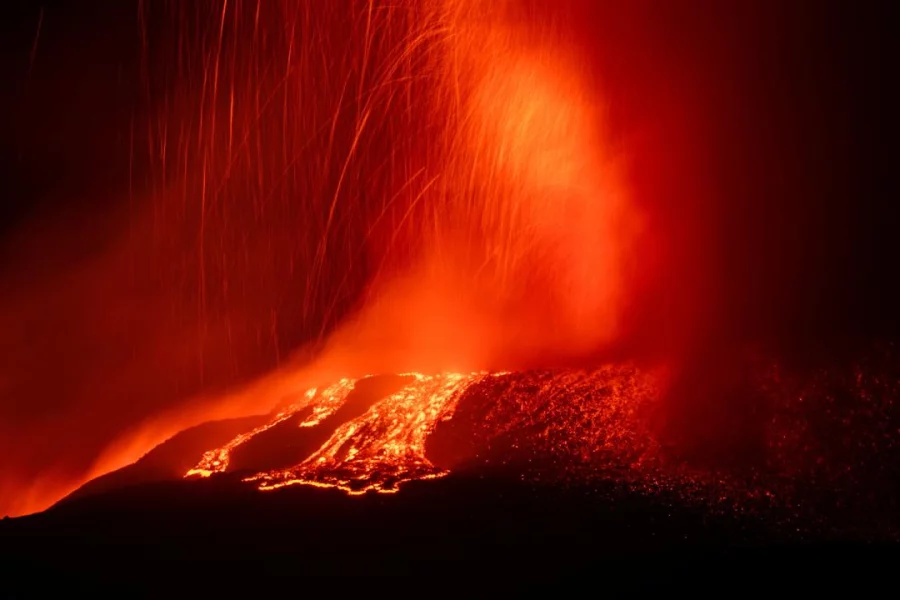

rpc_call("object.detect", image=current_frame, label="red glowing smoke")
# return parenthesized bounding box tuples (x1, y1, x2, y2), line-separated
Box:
(0, 0, 728, 517)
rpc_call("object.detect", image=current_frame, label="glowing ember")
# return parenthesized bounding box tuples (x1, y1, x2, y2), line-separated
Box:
(187, 372, 493, 494)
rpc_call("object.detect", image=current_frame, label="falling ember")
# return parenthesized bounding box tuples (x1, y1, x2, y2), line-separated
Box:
(0, 0, 641, 517)
(160, 0, 639, 502)
(188, 372, 494, 495)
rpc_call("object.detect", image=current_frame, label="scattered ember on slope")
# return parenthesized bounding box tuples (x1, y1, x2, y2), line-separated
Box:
(184, 352, 900, 539)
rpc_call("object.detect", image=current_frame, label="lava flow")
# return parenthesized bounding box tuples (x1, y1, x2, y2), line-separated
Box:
(185, 378, 357, 479)
(187, 372, 495, 495)
(177, 364, 665, 504)
(178, 365, 665, 503)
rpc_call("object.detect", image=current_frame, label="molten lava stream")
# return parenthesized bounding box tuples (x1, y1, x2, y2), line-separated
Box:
(186, 378, 357, 478)
(187, 372, 495, 495)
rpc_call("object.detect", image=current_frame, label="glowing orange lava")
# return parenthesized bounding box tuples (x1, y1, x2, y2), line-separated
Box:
(187, 372, 496, 494)
(186, 378, 356, 478)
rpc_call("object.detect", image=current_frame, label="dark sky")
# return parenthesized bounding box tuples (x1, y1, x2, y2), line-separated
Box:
(2, 1, 139, 222)
(0, 0, 898, 519)
(1, 0, 898, 343)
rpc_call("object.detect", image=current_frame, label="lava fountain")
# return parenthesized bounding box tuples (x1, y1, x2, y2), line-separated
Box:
(2, 0, 645, 515)
(177, 0, 640, 498)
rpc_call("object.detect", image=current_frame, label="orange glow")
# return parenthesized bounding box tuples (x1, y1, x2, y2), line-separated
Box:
(240, 372, 491, 494)
(186, 379, 355, 478)
(2, 0, 643, 516)
(181, 366, 666, 499)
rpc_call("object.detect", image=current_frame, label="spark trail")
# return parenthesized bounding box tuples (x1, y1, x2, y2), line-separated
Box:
(0, 0, 639, 518)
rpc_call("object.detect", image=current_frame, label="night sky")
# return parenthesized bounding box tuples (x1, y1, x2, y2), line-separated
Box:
(2, 0, 896, 344)
(0, 0, 898, 516)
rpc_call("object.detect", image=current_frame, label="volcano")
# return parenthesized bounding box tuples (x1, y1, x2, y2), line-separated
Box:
(53, 350, 900, 532)
(3, 0, 899, 593)
(4, 348, 900, 591)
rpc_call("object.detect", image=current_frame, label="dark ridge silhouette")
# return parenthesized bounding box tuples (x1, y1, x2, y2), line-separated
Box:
(2, 473, 898, 593)
(57, 415, 267, 506)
